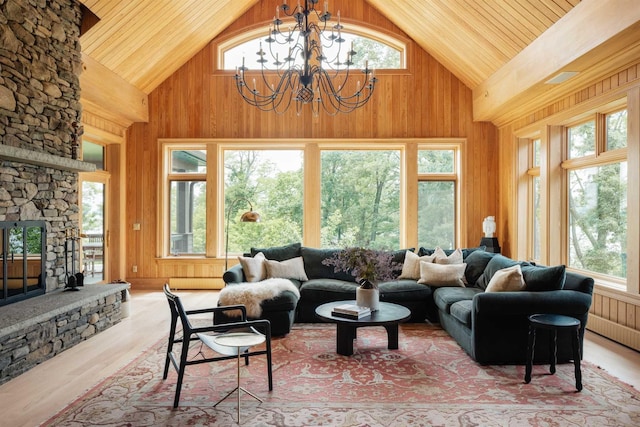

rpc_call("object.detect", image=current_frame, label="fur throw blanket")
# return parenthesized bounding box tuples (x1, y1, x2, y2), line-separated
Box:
(218, 278, 300, 318)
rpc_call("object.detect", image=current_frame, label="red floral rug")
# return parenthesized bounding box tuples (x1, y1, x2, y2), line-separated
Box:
(43, 324, 639, 426)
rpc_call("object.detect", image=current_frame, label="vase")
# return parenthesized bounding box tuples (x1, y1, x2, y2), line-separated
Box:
(356, 286, 379, 311)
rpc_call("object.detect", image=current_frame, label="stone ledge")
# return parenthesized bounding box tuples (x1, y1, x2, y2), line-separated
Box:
(0, 283, 129, 339)
(0, 144, 96, 173)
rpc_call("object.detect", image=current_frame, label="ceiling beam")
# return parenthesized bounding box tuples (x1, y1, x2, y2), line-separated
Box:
(473, 0, 640, 122)
(80, 53, 149, 125)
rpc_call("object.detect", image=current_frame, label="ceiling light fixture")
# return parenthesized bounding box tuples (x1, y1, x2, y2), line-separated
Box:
(234, 0, 377, 115)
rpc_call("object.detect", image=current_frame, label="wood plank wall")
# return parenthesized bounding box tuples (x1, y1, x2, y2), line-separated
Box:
(498, 60, 640, 350)
(124, 0, 498, 289)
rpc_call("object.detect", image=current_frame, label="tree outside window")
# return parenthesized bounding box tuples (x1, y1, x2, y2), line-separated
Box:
(320, 150, 400, 249)
(224, 150, 304, 255)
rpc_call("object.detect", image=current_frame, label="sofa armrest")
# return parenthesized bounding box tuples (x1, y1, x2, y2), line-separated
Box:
(222, 264, 246, 284)
(473, 290, 592, 318)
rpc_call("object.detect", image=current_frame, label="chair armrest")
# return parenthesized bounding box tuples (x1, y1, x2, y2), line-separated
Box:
(187, 305, 248, 320)
(223, 264, 246, 284)
(473, 290, 592, 317)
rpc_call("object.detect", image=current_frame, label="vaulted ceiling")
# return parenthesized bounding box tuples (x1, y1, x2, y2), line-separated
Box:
(78, 0, 640, 126)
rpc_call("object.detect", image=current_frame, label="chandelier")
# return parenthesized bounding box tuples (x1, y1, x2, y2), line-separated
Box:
(234, 0, 377, 115)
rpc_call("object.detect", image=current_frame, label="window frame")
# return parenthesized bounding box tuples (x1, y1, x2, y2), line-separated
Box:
(216, 23, 408, 71)
(417, 144, 461, 249)
(562, 108, 628, 286)
(159, 139, 464, 259)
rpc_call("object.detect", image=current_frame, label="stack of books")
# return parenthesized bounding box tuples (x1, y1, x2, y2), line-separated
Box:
(331, 303, 371, 319)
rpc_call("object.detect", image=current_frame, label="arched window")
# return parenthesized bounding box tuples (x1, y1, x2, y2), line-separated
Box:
(218, 25, 405, 71)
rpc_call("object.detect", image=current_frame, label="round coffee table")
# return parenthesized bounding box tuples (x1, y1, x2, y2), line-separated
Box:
(315, 300, 411, 356)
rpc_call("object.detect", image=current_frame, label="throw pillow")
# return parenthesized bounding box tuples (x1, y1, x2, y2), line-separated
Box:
(522, 264, 566, 291)
(265, 256, 309, 281)
(399, 250, 436, 280)
(434, 247, 463, 264)
(301, 247, 353, 281)
(238, 252, 267, 282)
(417, 261, 467, 287)
(485, 264, 525, 292)
(463, 250, 499, 287)
(476, 254, 531, 290)
(251, 242, 301, 261)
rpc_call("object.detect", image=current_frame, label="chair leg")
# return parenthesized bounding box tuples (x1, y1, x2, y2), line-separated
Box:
(266, 339, 273, 391)
(173, 338, 191, 408)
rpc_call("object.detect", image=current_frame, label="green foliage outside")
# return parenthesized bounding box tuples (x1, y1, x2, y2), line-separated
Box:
(568, 112, 627, 278)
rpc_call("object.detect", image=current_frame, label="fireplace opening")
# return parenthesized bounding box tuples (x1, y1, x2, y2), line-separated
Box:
(1, 221, 46, 306)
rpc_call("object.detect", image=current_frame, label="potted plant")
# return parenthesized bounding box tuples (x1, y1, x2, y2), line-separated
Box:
(322, 247, 401, 311)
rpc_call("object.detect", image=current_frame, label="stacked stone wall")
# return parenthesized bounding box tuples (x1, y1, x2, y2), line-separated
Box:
(0, 0, 83, 291)
(0, 287, 125, 385)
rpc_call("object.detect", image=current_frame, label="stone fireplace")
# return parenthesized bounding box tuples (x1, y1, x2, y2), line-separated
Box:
(0, 0, 129, 384)
(1, 0, 85, 293)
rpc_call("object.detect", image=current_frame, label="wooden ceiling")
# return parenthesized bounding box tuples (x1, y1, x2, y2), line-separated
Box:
(78, 0, 640, 126)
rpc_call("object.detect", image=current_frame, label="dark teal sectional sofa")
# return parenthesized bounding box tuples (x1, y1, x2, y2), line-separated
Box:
(222, 243, 594, 365)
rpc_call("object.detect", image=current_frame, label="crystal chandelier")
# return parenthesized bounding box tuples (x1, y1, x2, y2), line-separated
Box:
(234, 0, 377, 115)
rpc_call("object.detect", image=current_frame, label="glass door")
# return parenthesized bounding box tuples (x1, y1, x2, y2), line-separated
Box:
(81, 180, 106, 284)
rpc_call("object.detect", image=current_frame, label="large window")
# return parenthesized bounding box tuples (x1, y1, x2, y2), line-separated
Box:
(417, 148, 458, 249)
(224, 150, 304, 255)
(320, 150, 400, 249)
(168, 149, 207, 255)
(161, 139, 462, 258)
(529, 139, 541, 262)
(564, 109, 628, 280)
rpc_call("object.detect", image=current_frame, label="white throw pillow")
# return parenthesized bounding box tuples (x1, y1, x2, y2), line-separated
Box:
(418, 261, 467, 287)
(485, 264, 525, 292)
(265, 256, 309, 281)
(238, 252, 266, 282)
(434, 247, 463, 264)
(399, 251, 436, 280)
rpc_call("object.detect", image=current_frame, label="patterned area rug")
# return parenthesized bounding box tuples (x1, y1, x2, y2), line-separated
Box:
(43, 324, 639, 426)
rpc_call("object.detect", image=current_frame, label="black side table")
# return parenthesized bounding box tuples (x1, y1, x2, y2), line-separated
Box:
(524, 313, 582, 391)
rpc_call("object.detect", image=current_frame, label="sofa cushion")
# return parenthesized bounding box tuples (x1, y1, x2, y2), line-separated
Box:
(251, 242, 301, 261)
(485, 264, 525, 292)
(464, 250, 499, 287)
(522, 264, 566, 291)
(398, 251, 435, 280)
(301, 247, 355, 281)
(265, 257, 309, 281)
(450, 300, 473, 327)
(299, 279, 359, 300)
(433, 287, 482, 313)
(476, 254, 531, 290)
(378, 279, 432, 302)
(418, 262, 466, 287)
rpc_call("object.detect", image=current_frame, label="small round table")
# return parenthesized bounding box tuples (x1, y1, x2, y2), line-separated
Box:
(524, 313, 582, 391)
(315, 300, 411, 356)
(213, 332, 266, 423)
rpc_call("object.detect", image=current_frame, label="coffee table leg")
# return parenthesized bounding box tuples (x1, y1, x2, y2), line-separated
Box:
(336, 324, 356, 356)
(384, 324, 399, 350)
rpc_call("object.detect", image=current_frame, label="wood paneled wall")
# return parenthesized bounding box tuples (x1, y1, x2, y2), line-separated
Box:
(498, 60, 640, 350)
(124, 0, 498, 289)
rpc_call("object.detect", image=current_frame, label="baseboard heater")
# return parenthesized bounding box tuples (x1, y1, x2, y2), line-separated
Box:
(168, 278, 224, 290)
(587, 315, 640, 352)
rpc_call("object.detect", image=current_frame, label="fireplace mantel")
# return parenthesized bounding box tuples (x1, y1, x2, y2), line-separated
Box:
(0, 144, 96, 173)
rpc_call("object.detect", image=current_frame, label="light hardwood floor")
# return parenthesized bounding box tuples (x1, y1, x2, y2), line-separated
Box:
(1, 290, 639, 427)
